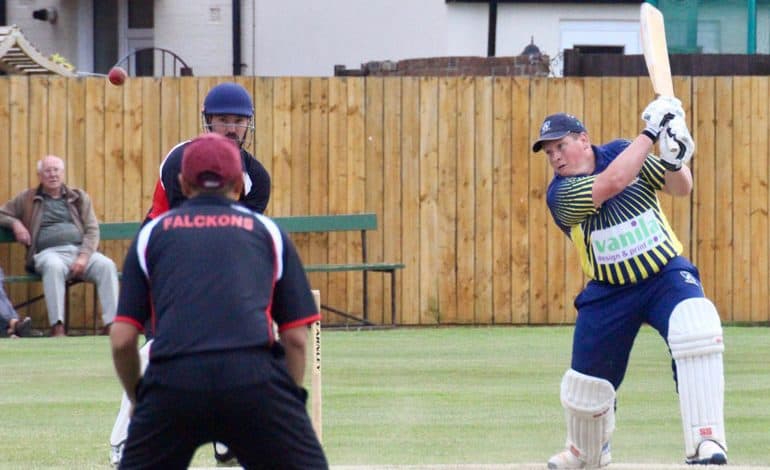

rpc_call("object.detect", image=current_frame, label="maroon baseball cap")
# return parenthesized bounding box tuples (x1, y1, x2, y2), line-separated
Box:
(181, 133, 242, 189)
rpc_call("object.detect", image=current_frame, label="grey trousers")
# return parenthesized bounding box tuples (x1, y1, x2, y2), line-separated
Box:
(33, 245, 119, 326)
(0, 267, 19, 330)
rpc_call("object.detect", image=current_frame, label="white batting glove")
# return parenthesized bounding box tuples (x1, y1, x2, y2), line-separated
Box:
(641, 96, 685, 143)
(658, 117, 694, 171)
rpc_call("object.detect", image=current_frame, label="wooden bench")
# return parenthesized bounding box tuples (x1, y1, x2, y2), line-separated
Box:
(272, 213, 405, 326)
(1, 213, 404, 330)
(0, 222, 139, 333)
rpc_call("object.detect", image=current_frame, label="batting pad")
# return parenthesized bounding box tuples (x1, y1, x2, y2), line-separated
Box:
(560, 369, 616, 467)
(110, 340, 152, 446)
(667, 298, 726, 457)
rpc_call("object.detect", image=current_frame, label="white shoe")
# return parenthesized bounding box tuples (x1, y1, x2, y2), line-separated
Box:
(547, 442, 611, 469)
(109, 441, 124, 467)
(686, 440, 727, 465)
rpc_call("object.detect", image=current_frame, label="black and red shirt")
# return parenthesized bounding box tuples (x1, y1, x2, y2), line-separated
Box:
(115, 195, 318, 388)
(146, 140, 271, 220)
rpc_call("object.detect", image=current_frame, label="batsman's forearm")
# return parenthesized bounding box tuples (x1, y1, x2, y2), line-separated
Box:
(663, 164, 693, 196)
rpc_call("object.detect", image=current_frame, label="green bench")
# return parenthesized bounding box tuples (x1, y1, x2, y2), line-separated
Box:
(1, 213, 404, 330)
(271, 213, 405, 326)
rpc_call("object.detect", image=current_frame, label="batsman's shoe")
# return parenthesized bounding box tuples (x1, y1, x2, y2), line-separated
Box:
(109, 441, 124, 467)
(214, 442, 238, 467)
(686, 440, 727, 465)
(548, 442, 611, 469)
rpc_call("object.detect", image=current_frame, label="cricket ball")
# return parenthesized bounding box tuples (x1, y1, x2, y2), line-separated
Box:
(107, 66, 127, 86)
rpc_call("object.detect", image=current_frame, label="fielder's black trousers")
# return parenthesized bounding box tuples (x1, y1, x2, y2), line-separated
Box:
(119, 350, 327, 470)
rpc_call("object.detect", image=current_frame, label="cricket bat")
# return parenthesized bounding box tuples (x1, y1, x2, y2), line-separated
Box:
(640, 3, 674, 97)
(640, 3, 679, 153)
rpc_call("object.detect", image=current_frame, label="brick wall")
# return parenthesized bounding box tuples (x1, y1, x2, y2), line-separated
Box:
(334, 55, 551, 77)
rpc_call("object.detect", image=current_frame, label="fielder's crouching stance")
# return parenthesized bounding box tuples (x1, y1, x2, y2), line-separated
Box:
(532, 97, 726, 469)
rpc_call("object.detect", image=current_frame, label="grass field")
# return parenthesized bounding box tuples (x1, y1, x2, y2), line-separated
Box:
(0, 325, 768, 469)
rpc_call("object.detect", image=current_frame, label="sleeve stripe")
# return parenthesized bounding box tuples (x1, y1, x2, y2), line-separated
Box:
(136, 217, 163, 278)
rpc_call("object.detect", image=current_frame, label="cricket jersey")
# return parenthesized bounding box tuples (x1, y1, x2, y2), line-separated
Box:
(547, 139, 683, 285)
(115, 195, 319, 388)
(145, 140, 271, 220)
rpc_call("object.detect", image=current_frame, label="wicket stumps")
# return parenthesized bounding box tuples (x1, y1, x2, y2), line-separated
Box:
(310, 289, 322, 442)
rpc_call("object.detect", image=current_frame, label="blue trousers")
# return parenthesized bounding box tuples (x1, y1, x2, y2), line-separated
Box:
(571, 256, 705, 389)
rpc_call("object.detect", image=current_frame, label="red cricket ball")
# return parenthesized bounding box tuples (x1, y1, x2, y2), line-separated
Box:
(107, 66, 127, 86)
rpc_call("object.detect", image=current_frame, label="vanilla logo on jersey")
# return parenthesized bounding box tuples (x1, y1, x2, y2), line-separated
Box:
(162, 213, 255, 231)
(590, 210, 664, 264)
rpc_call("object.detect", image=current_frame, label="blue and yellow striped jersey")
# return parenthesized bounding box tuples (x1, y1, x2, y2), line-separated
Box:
(546, 139, 683, 285)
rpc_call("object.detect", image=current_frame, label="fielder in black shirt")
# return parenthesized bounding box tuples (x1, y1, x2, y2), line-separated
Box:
(110, 133, 327, 469)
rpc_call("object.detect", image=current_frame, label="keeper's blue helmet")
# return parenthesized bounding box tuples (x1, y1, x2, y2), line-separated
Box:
(202, 82, 254, 117)
(200, 82, 255, 148)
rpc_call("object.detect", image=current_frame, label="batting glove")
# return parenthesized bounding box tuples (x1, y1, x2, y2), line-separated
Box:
(658, 117, 694, 171)
(641, 96, 685, 143)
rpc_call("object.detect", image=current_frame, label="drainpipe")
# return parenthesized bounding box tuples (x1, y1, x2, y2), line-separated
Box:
(487, 0, 497, 57)
(232, 0, 242, 75)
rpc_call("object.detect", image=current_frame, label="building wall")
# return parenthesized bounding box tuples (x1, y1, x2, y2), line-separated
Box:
(9, 2, 764, 77)
(7, 0, 81, 68)
(154, 1, 234, 77)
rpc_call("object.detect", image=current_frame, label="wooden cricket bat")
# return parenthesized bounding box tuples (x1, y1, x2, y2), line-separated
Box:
(640, 3, 679, 154)
(640, 3, 674, 97)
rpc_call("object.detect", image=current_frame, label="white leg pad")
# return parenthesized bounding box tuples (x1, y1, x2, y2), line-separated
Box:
(560, 369, 616, 467)
(668, 298, 727, 457)
(110, 340, 152, 446)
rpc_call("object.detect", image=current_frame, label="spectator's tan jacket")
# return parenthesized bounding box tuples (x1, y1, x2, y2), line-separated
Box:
(0, 185, 100, 272)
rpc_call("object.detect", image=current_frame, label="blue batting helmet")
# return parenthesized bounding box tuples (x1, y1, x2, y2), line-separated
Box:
(202, 82, 253, 117)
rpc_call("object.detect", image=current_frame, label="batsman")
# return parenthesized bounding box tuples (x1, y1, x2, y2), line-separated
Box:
(532, 96, 727, 468)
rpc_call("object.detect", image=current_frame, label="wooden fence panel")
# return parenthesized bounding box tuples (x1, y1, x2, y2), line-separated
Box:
(750, 77, 769, 322)
(290, 77, 311, 265)
(713, 77, 734, 320)
(8, 77, 33, 320)
(308, 78, 330, 313)
(527, 77, 549, 325)
(4, 75, 770, 328)
(492, 77, 512, 324)
(364, 77, 385, 324)
(510, 77, 531, 324)
(455, 76, 475, 324)
(732, 77, 752, 322)
(437, 77, 458, 324)
(400, 77, 421, 325)
(326, 78, 349, 322)
(382, 77, 404, 323)
(419, 77, 439, 324)
(693, 77, 717, 308)
(346, 78, 366, 320)
(474, 77, 494, 324)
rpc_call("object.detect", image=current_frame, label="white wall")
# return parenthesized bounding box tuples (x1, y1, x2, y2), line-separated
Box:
(7, 0, 81, 68)
(9, 0, 647, 77)
(246, 0, 450, 76)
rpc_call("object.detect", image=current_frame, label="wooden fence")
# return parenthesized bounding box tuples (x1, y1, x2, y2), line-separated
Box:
(0, 75, 767, 327)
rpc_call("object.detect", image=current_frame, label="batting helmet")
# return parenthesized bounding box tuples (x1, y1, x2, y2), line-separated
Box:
(202, 82, 253, 117)
(200, 82, 255, 149)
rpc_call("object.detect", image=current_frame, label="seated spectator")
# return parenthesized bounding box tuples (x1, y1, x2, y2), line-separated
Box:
(0, 266, 33, 338)
(0, 155, 118, 337)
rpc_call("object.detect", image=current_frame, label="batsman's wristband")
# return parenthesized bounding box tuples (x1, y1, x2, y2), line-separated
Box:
(660, 160, 682, 172)
(642, 129, 658, 143)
